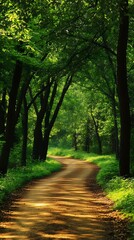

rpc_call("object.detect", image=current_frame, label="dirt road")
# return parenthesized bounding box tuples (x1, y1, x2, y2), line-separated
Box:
(0, 157, 128, 240)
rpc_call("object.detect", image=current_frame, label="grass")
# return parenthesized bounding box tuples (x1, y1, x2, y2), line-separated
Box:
(48, 147, 134, 239)
(0, 158, 62, 204)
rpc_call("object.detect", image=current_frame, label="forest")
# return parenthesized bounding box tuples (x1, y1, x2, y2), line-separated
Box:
(0, 0, 134, 238)
(0, 0, 134, 175)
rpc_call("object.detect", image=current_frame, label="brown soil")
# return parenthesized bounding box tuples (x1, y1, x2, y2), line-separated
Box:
(0, 156, 129, 240)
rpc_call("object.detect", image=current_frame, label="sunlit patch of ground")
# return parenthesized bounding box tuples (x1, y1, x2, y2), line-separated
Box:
(0, 157, 128, 240)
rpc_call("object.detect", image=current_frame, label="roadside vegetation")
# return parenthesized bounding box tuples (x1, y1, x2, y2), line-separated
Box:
(0, 158, 62, 204)
(49, 147, 134, 238)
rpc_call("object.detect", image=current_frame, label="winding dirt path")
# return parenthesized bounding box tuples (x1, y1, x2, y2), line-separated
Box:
(0, 157, 128, 240)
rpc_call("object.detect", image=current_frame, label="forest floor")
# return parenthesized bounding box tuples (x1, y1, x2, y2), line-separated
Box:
(0, 156, 129, 240)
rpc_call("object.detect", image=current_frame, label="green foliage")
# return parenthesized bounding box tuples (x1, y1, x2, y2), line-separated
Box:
(0, 0, 133, 210)
(49, 147, 119, 185)
(48, 146, 92, 158)
(107, 177, 134, 217)
(0, 158, 62, 204)
(87, 155, 119, 185)
(9, 144, 22, 168)
(50, 80, 117, 154)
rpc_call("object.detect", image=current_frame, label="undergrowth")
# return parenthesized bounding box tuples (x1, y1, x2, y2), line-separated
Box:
(0, 158, 62, 204)
(49, 147, 134, 239)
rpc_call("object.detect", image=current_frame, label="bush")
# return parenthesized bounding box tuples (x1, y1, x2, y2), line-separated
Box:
(107, 177, 134, 217)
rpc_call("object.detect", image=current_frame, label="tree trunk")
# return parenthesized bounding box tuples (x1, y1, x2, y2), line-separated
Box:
(40, 75, 73, 160)
(39, 130, 50, 161)
(117, 0, 130, 177)
(0, 89, 6, 139)
(32, 84, 51, 160)
(39, 106, 51, 161)
(0, 60, 23, 175)
(21, 97, 28, 167)
(32, 121, 43, 160)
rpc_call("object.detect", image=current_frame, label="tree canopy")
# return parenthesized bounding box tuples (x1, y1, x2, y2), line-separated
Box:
(0, 0, 134, 177)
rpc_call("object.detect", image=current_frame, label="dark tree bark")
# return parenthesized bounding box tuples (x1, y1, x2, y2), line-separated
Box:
(40, 129, 50, 161)
(28, 86, 38, 116)
(117, 0, 130, 177)
(0, 89, 6, 139)
(39, 81, 58, 160)
(0, 60, 23, 175)
(32, 79, 53, 160)
(21, 82, 51, 163)
(21, 97, 28, 166)
(111, 97, 120, 159)
(40, 75, 73, 160)
(32, 121, 43, 160)
(32, 88, 50, 160)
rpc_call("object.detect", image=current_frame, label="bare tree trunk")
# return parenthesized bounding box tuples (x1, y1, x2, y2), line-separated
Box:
(0, 89, 6, 139)
(32, 121, 43, 160)
(32, 84, 50, 161)
(117, 0, 130, 177)
(0, 60, 23, 175)
(40, 75, 73, 160)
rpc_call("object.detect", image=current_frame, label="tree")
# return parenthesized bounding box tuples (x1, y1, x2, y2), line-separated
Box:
(0, 0, 133, 176)
(117, 0, 130, 177)
(33, 74, 73, 161)
(0, 58, 23, 175)
(0, 90, 6, 140)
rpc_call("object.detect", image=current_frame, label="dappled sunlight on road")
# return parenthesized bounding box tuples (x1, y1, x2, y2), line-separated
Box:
(0, 157, 113, 240)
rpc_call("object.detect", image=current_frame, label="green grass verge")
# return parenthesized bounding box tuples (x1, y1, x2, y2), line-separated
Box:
(48, 147, 134, 239)
(0, 158, 62, 204)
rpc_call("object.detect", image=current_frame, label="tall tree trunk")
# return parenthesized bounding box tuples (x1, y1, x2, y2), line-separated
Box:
(32, 84, 51, 160)
(32, 121, 43, 160)
(0, 89, 6, 139)
(39, 104, 51, 161)
(117, 0, 130, 177)
(38, 81, 58, 160)
(0, 60, 23, 175)
(21, 97, 28, 166)
(40, 75, 73, 160)
(40, 129, 50, 161)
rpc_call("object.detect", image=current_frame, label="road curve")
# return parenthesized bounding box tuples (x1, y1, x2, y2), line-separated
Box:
(0, 157, 115, 239)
